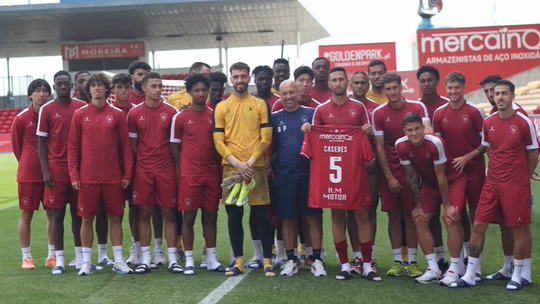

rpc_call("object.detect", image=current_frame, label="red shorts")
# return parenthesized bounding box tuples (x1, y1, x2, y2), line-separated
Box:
(132, 171, 177, 208)
(18, 183, 46, 211)
(475, 183, 531, 227)
(464, 168, 485, 210)
(419, 175, 466, 214)
(380, 170, 415, 212)
(78, 183, 124, 217)
(44, 166, 78, 209)
(178, 175, 220, 212)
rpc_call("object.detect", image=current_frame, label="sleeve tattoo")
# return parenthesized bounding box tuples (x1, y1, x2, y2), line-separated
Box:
(404, 164, 420, 206)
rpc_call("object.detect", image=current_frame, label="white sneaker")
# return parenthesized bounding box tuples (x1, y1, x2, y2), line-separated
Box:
(68, 259, 77, 267)
(152, 250, 166, 265)
(78, 261, 93, 276)
(440, 270, 459, 286)
(280, 260, 298, 276)
(126, 246, 137, 265)
(112, 261, 133, 275)
(311, 259, 327, 277)
(414, 268, 441, 284)
(199, 249, 207, 269)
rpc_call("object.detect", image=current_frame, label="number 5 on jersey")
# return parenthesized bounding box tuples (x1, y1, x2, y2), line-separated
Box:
(330, 156, 342, 184)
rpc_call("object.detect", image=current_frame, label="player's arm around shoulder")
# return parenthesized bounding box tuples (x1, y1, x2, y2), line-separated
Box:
(250, 97, 273, 166)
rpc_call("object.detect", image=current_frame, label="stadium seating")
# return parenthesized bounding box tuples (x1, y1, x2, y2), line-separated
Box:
(0, 108, 24, 133)
(478, 78, 540, 115)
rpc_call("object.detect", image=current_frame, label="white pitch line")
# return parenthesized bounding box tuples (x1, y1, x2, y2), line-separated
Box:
(198, 269, 252, 304)
(0, 204, 16, 210)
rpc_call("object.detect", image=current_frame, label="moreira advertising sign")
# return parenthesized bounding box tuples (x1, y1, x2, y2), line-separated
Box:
(417, 24, 540, 94)
(61, 42, 145, 60)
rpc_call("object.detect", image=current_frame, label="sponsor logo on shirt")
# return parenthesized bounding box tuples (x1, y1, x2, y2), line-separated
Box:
(83, 117, 90, 122)
(386, 117, 391, 122)
(139, 116, 145, 121)
(106, 115, 114, 123)
(442, 117, 448, 123)
(510, 125, 518, 134)
(160, 113, 168, 121)
(349, 109, 357, 117)
(489, 126, 495, 132)
(462, 114, 469, 123)
(28, 121, 34, 126)
(54, 113, 61, 119)
(187, 119, 194, 125)
(328, 113, 334, 119)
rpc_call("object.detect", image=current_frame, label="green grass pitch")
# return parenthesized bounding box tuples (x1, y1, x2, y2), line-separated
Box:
(0, 153, 538, 304)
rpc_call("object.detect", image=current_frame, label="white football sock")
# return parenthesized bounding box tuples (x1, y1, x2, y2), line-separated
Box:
(82, 247, 91, 263)
(476, 254, 482, 274)
(55, 250, 64, 268)
(522, 258, 531, 282)
(75, 247, 83, 266)
(353, 251, 361, 259)
(408, 248, 417, 263)
(392, 248, 402, 263)
(501, 255, 513, 276)
(341, 262, 351, 272)
(21, 247, 31, 259)
(168, 247, 177, 267)
(511, 259, 523, 285)
(449, 257, 461, 273)
(435, 246, 445, 261)
(47, 245, 55, 258)
(463, 242, 470, 258)
(185, 250, 194, 268)
(154, 238, 163, 252)
(141, 246, 151, 266)
(98, 244, 107, 261)
(425, 253, 439, 272)
(276, 240, 285, 261)
(252, 240, 263, 260)
(207, 247, 220, 270)
(462, 257, 479, 285)
(113, 246, 123, 263)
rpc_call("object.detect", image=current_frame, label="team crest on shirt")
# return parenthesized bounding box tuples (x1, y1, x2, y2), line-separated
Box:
(160, 113, 167, 121)
(462, 115, 469, 123)
(510, 125, 518, 134)
(425, 151, 430, 159)
(48, 196, 55, 205)
(185, 198, 191, 207)
(132, 191, 138, 201)
(349, 109, 357, 117)
(247, 106, 254, 113)
(207, 117, 213, 125)
(22, 197, 28, 206)
(300, 115, 309, 123)
(106, 115, 114, 123)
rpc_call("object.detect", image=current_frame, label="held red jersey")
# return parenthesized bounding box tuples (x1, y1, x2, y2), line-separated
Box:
(372, 99, 430, 171)
(127, 101, 178, 173)
(170, 107, 218, 177)
(68, 103, 133, 184)
(482, 111, 538, 185)
(395, 134, 461, 190)
(313, 98, 369, 127)
(36, 98, 87, 168)
(272, 97, 321, 112)
(301, 125, 374, 210)
(419, 95, 449, 120)
(11, 105, 42, 183)
(433, 101, 486, 172)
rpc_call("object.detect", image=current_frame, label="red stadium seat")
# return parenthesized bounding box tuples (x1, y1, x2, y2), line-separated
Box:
(534, 105, 540, 114)
(1, 111, 8, 117)
(0, 128, 8, 133)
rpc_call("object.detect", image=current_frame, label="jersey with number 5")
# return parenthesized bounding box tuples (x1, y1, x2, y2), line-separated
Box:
(301, 125, 374, 210)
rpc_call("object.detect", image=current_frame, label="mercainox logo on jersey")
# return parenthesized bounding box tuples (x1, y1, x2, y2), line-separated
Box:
(420, 27, 540, 54)
(319, 133, 353, 141)
(324, 49, 390, 62)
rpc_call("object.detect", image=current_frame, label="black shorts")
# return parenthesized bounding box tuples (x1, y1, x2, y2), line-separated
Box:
(273, 174, 322, 220)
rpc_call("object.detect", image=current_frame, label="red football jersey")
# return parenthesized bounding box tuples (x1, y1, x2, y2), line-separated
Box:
(489, 102, 527, 116)
(272, 97, 321, 112)
(112, 101, 135, 115)
(395, 134, 461, 189)
(372, 99, 430, 171)
(301, 125, 374, 210)
(433, 100, 486, 172)
(419, 95, 449, 120)
(253, 93, 280, 111)
(129, 91, 146, 105)
(37, 98, 87, 168)
(310, 88, 332, 103)
(355, 97, 379, 124)
(11, 105, 42, 183)
(313, 98, 369, 127)
(170, 107, 218, 177)
(127, 102, 178, 173)
(482, 111, 538, 185)
(68, 103, 133, 184)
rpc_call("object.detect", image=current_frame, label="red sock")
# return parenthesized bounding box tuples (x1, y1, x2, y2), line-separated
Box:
(360, 240, 373, 263)
(334, 240, 349, 264)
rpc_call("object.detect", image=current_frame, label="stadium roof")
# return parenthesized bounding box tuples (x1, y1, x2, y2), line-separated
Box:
(0, 0, 329, 58)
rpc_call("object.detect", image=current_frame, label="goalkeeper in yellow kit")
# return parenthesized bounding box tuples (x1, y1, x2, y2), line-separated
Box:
(212, 62, 275, 277)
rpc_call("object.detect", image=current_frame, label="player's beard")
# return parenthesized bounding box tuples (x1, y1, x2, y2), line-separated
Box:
(134, 81, 143, 91)
(234, 83, 248, 94)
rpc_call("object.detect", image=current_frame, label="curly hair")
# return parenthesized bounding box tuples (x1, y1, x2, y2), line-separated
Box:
(416, 65, 440, 81)
(84, 72, 112, 100)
